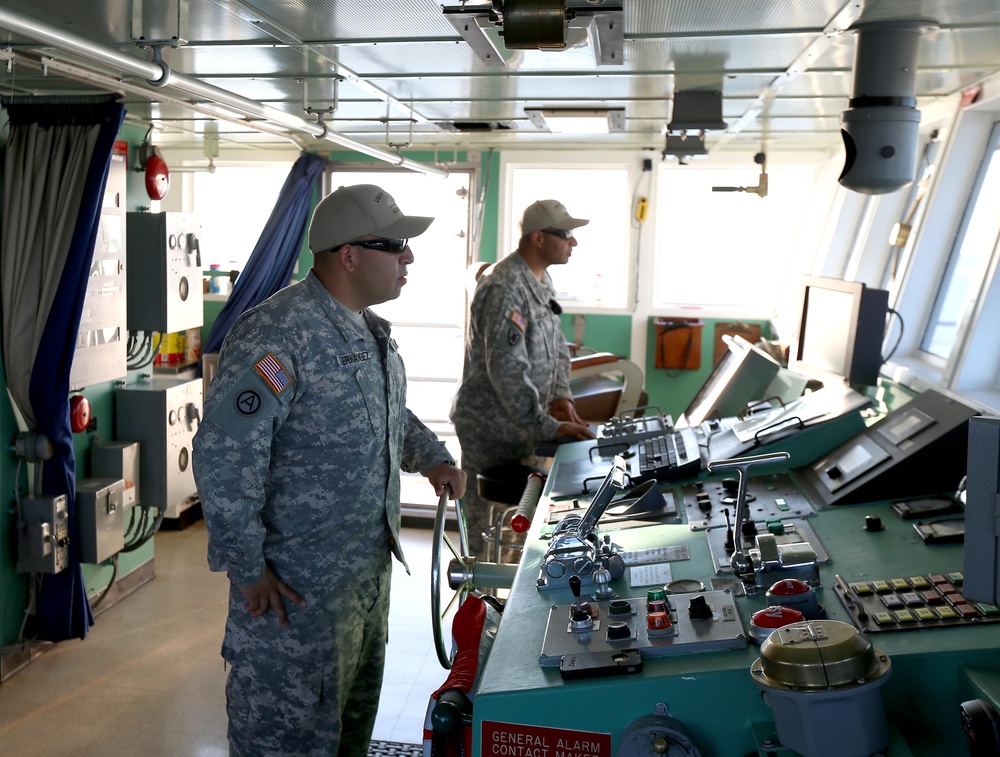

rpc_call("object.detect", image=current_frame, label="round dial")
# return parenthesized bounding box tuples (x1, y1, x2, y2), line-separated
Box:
(616, 715, 701, 757)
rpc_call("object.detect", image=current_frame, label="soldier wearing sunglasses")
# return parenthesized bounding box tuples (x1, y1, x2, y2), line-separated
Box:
(193, 183, 466, 757)
(451, 199, 596, 563)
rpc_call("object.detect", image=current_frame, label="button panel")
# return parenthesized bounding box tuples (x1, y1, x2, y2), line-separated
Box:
(835, 571, 1000, 633)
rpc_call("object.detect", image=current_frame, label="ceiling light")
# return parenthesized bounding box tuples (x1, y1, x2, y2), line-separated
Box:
(525, 108, 625, 134)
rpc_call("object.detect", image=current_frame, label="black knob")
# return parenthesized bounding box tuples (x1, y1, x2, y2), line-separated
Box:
(865, 515, 884, 532)
(722, 478, 739, 495)
(569, 575, 581, 598)
(689, 595, 713, 620)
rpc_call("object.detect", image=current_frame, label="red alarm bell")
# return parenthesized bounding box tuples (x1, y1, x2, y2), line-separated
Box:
(145, 154, 171, 200)
(69, 394, 91, 433)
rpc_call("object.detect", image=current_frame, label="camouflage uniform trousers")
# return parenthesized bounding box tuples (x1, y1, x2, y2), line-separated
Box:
(225, 564, 391, 757)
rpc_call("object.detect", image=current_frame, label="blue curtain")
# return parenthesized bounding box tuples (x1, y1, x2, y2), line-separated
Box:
(203, 152, 326, 354)
(2, 97, 126, 641)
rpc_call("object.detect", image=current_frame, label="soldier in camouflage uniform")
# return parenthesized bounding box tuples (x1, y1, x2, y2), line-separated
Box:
(192, 183, 466, 757)
(451, 200, 596, 562)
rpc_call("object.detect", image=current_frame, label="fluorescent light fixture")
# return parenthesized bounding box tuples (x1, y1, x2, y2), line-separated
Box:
(525, 108, 625, 134)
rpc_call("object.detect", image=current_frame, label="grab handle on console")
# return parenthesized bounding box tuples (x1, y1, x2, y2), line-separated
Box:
(511, 472, 546, 533)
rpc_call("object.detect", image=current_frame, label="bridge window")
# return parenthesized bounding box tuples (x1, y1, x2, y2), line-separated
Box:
(651, 165, 821, 311)
(921, 120, 1000, 359)
(506, 164, 632, 311)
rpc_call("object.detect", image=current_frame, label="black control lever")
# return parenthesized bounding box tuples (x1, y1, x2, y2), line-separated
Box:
(569, 575, 582, 614)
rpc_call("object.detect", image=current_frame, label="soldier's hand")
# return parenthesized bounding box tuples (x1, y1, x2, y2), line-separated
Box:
(428, 462, 467, 500)
(555, 421, 596, 441)
(238, 565, 307, 628)
(551, 398, 588, 426)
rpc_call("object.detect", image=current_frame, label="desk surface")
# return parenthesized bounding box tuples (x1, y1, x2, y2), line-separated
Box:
(469, 440, 996, 757)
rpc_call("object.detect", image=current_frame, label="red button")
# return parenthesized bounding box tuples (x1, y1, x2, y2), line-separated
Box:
(751, 606, 804, 628)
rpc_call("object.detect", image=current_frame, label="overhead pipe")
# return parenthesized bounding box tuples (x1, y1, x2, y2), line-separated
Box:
(0, 7, 446, 176)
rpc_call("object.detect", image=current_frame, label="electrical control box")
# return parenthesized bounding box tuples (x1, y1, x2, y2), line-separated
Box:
(70, 143, 128, 390)
(16, 495, 70, 574)
(91, 441, 141, 508)
(116, 378, 202, 519)
(76, 478, 126, 564)
(125, 212, 204, 334)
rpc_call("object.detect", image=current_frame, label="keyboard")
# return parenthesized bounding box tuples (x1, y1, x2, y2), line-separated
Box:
(597, 412, 673, 446)
(632, 427, 701, 483)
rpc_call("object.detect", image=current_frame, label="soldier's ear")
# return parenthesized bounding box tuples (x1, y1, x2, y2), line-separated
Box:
(336, 243, 359, 272)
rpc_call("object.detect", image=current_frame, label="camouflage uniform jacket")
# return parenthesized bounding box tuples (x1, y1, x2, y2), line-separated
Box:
(193, 270, 452, 664)
(451, 252, 572, 460)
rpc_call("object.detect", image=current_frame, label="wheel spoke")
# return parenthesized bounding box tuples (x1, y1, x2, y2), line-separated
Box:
(443, 533, 461, 561)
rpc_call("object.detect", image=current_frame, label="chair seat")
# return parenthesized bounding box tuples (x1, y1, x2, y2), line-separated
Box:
(477, 462, 537, 505)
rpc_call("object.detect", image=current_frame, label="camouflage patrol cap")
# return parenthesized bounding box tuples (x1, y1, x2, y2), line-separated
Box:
(308, 184, 434, 252)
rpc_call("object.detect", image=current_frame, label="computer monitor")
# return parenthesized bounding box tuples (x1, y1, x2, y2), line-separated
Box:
(963, 416, 1000, 605)
(788, 275, 890, 387)
(679, 335, 781, 426)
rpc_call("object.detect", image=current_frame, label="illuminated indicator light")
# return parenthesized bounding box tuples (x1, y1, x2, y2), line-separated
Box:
(647, 588, 667, 603)
(647, 599, 667, 614)
(647, 611, 671, 630)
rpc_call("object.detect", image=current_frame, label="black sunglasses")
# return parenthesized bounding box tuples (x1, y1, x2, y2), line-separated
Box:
(352, 238, 409, 253)
(540, 228, 573, 240)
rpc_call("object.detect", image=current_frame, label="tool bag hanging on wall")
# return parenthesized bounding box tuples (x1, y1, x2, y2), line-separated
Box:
(654, 318, 704, 370)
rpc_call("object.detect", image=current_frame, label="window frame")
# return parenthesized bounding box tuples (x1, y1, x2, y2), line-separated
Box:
(500, 151, 638, 315)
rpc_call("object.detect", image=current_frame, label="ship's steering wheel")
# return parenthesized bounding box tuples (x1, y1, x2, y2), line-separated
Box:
(431, 489, 474, 669)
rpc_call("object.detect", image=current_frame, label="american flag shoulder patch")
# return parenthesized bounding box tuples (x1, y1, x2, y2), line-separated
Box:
(510, 310, 528, 333)
(254, 353, 292, 395)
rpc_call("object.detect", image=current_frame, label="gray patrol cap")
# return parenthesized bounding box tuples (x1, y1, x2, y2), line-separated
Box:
(308, 184, 434, 252)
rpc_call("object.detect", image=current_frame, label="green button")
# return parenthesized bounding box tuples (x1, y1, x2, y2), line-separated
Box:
(647, 588, 667, 602)
(976, 603, 1000, 617)
(947, 572, 964, 585)
(767, 520, 785, 535)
